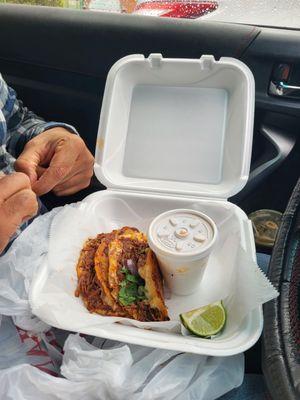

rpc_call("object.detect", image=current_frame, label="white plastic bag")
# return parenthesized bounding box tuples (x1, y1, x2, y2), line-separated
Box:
(0, 364, 101, 400)
(62, 334, 244, 400)
(0, 316, 61, 376)
(0, 333, 244, 400)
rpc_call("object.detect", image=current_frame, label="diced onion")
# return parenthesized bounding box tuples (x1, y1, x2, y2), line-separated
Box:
(126, 259, 138, 275)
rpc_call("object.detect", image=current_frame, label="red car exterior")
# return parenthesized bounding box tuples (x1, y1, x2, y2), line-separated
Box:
(134, 1, 218, 19)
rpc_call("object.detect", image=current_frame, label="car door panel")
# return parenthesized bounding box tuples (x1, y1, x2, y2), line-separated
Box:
(235, 28, 300, 212)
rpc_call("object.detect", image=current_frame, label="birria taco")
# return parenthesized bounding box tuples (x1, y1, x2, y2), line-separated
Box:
(75, 227, 169, 322)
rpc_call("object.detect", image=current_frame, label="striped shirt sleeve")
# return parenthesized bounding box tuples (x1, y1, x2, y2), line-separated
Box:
(2, 76, 77, 157)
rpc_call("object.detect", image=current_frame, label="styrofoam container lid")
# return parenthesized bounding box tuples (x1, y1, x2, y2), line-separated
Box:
(95, 54, 255, 199)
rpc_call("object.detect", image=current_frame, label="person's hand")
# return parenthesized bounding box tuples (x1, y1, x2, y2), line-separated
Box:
(15, 128, 94, 197)
(0, 173, 38, 254)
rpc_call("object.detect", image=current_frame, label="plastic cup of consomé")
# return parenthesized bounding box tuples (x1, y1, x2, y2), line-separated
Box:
(148, 209, 218, 296)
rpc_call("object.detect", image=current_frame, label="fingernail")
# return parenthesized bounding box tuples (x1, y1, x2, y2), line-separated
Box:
(21, 216, 31, 223)
(21, 214, 36, 224)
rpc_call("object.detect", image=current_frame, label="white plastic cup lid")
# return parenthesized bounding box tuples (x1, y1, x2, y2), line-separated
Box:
(148, 209, 218, 261)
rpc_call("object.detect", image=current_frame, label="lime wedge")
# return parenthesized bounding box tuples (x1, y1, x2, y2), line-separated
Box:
(180, 301, 226, 338)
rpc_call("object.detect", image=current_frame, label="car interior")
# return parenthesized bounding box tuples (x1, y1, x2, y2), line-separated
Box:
(0, 3, 299, 399)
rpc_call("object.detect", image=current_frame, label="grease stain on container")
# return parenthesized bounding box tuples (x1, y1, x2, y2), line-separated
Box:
(97, 138, 105, 151)
(176, 267, 188, 274)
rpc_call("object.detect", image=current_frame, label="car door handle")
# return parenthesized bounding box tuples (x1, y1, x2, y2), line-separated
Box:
(269, 80, 300, 97)
(249, 125, 296, 181)
(231, 125, 296, 203)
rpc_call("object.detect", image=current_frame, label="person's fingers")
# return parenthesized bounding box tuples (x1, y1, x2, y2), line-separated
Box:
(53, 168, 92, 196)
(33, 163, 73, 197)
(53, 177, 91, 197)
(53, 184, 90, 197)
(36, 165, 46, 179)
(32, 137, 83, 196)
(49, 164, 83, 187)
(15, 129, 61, 185)
(14, 147, 42, 185)
(0, 189, 38, 253)
(0, 172, 31, 203)
(53, 157, 93, 186)
(53, 167, 93, 193)
(15, 129, 93, 197)
(0, 173, 35, 253)
(50, 142, 94, 186)
(3, 189, 38, 222)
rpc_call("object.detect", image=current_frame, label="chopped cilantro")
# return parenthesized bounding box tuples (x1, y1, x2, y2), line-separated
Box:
(119, 287, 136, 306)
(118, 267, 147, 306)
(126, 274, 139, 283)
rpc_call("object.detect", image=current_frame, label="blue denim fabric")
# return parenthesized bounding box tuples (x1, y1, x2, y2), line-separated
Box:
(218, 374, 268, 400)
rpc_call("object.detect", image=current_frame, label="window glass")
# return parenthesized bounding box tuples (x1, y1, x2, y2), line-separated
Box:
(1, 0, 299, 29)
(0, 0, 80, 7)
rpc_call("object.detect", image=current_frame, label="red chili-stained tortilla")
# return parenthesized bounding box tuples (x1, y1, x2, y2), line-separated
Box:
(75, 227, 169, 322)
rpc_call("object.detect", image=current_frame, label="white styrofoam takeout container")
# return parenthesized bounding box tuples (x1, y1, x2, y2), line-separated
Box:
(32, 54, 263, 356)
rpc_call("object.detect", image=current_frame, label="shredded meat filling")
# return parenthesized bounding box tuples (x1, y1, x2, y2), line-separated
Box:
(75, 236, 105, 311)
(119, 238, 148, 274)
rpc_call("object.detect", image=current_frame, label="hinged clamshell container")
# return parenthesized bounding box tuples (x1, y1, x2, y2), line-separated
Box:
(31, 54, 263, 356)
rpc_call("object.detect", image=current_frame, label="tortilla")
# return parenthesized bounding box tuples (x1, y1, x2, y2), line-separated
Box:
(75, 227, 169, 322)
